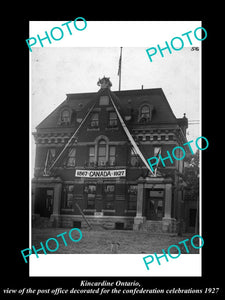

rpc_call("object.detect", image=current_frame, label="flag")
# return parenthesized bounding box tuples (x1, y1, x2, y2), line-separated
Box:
(154, 148, 161, 176)
(117, 47, 122, 76)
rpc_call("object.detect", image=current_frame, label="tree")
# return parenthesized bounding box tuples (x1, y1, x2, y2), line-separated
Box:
(183, 150, 199, 200)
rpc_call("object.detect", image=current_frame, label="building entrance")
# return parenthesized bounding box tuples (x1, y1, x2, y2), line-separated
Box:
(34, 188, 54, 217)
(145, 189, 164, 220)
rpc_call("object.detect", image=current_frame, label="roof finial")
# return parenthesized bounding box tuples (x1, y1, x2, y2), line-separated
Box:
(97, 76, 112, 89)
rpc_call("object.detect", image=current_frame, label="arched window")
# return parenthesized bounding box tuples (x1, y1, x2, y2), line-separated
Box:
(138, 104, 153, 123)
(141, 105, 150, 119)
(88, 136, 117, 167)
(97, 140, 107, 166)
(61, 109, 70, 124)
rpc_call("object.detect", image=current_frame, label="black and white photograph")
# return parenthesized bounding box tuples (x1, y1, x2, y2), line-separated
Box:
(2, 17, 223, 297)
(30, 44, 201, 267)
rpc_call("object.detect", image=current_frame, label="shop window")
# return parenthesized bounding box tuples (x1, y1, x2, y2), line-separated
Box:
(130, 148, 139, 166)
(109, 146, 116, 166)
(97, 140, 107, 166)
(67, 148, 76, 167)
(104, 185, 115, 210)
(90, 113, 99, 127)
(108, 111, 117, 127)
(128, 185, 137, 210)
(63, 185, 74, 209)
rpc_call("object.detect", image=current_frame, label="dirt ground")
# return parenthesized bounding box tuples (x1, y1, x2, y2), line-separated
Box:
(32, 228, 200, 254)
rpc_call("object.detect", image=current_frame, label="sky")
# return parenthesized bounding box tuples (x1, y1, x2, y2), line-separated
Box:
(31, 47, 201, 169)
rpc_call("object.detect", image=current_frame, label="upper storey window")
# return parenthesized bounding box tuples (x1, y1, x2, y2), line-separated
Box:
(61, 109, 70, 123)
(58, 107, 72, 126)
(138, 104, 154, 123)
(141, 105, 150, 118)
(90, 113, 99, 128)
(99, 95, 109, 106)
(108, 111, 118, 127)
(98, 140, 107, 165)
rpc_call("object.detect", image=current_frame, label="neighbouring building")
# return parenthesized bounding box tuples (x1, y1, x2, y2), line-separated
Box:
(32, 77, 191, 233)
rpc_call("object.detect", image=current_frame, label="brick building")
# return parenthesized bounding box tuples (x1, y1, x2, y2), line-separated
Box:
(32, 77, 189, 232)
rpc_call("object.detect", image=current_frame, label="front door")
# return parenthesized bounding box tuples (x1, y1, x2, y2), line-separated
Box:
(35, 188, 54, 217)
(146, 189, 164, 220)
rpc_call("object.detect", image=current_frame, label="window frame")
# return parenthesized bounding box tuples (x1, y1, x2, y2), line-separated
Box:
(97, 140, 107, 166)
(103, 184, 115, 210)
(89, 146, 95, 165)
(62, 184, 74, 209)
(90, 112, 99, 128)
(127, 185, 137, 210)
(88, 137, 117, 167)
(138, 104, 153, 123)
(60, 108, 71, 125)
(66, 147, 76, 167)
(108, 111, 118, 127)
(109, 145, 116, 166)
(85, 184, 96, 209)
(141, 105, 150, 118)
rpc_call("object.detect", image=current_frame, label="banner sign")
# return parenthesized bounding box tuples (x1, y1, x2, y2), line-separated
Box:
(75, 169, 126, 178)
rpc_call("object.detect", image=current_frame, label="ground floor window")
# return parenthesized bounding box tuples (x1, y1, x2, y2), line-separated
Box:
(62, 185, 74, 209)
(85, 184, 96, 209)
(104, 184, 115, 209)
(127, 185, 137, 210)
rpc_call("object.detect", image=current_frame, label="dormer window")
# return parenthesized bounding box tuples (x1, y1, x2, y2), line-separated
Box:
(61, 109, 70, 123)
(141, 105, 150, 118)
(58, 108, 72, 126)
(138, 104, 154, 123)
